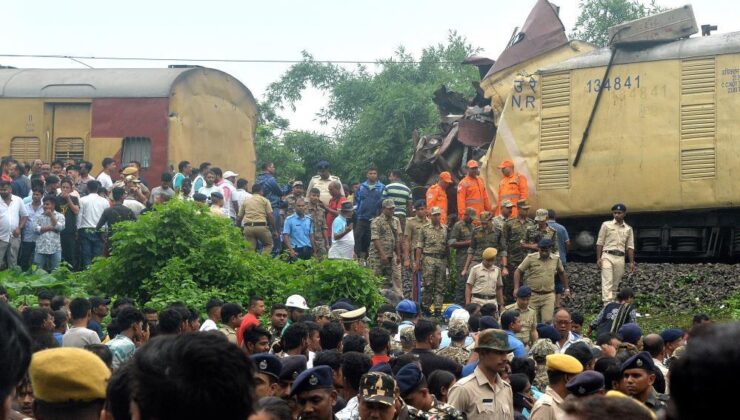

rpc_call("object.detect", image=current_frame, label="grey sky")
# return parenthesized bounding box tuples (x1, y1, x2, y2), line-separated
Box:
(3, 1, 734, 133)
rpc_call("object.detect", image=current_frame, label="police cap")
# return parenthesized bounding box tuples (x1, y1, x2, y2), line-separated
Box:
(621, 351, 655, 374)
(279, 355, 307, 382)
(250, 353, 283, 380)
(516, 286, 532, 298)
(290, 365, 334, 396)
(611, 203, 627, 212)
(566, 371, 605, 397)
(396, 363, 425, 397)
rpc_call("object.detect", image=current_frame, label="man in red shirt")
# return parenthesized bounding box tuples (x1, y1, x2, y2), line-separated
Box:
(325, 181, 347, 236)
(237, 295, 266, 346)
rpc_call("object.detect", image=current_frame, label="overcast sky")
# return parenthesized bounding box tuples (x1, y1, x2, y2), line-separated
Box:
(3, 0, 734, 133)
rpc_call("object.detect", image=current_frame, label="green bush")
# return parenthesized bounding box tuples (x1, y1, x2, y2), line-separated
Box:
(75, 199, 384, 312)
(1, 265, 89, 306)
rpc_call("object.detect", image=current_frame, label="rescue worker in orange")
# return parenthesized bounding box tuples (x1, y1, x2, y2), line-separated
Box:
(457, 160, 491, 222)
(496, 159, 528, 217)
(426, 171, 452, 225)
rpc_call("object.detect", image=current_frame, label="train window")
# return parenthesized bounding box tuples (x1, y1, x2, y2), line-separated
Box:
(121, 137, 151, 168)
(10, 137, 41, 162)
(54, 138, 85, 161)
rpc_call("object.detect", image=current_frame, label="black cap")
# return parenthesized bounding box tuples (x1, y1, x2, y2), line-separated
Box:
(341, 201, 354, 211)
(290, 366, 334, 396)
(566, 371, 605, 397)
(316, 161, 330, 170)
(211, 191, 224, 200)
(279, 355, 307, 382)
(250, 354, 282, 380)
(193, 193, 208, 202)
(331, 301, 355, 311)
(621, 351, 655, 374)
(538, 238, 554, 249)
(396, 363, 424, 397)
(611, 203, 627, 212)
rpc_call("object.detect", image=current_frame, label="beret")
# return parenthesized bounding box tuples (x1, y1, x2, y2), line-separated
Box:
(413, 199, 426, 209)
(537, 324, 560, 344)
(618, 323, 643, 345)
(30, 348, 111, 403)
(479, 316, 500, 330)
(516, 286, 532, 298)
(546, 354, 584, 374)
(290, 366, 334, 396)
(566, 371, 605, 396)
(660, 328, 684, 343)
(396, 363, 424, 397)
(482, 247, 498, 260)
(369, 363, 393, 375)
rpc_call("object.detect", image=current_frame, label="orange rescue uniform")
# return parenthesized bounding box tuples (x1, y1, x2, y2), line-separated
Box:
(457, 175, 491, 221)
(425, 184, 448, 225)
(496, 172, 529, 217)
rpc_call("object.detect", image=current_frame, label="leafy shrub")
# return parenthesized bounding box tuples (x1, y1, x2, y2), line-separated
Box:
(75, 199, 384, 312)
(1, 266, 89, 306)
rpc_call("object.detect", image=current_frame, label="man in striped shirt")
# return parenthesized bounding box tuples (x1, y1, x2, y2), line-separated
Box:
(382, 169, 412, 231)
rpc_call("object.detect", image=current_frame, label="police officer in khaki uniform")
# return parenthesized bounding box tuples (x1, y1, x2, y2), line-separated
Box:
(596, 203, 635, 304)
(306, 161, 343, 206)
(369, 199, 402, 294)
(448, 329, 515, 420)
(449, 207, 476, 304)
(503, 286, 538, 347)
(237, 184, 278, 254)
(465, 248, 504, 314)
(513, 239, 570, 323)
(530, 354, 583, 420)
(415, 206, 448, 316)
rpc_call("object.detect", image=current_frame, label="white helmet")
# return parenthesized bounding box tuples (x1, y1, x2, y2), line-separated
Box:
(450, 308, 470, 324)
(285, 294, 309, 310)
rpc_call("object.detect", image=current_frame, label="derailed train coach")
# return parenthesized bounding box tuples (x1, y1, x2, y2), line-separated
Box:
(0, 66, 258, 187)
(483, 6, 740, 260)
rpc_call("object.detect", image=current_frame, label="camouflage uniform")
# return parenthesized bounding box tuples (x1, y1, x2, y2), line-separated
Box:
(307, 201, 329, 258)
(467, 223, 500, 268)
(449, 219, 475, 304)
(416, 223, 448, 312)
(284, 193, 305, 215)
(268, 325, 283, 354)
(423, 396, 466, 420)
(369, 214, 402, 292)
(524, 225, 559, 254)
(436, 342, 472, 367)
(501, 217, 535, 302)
(404, 215, 428, 297)
(529, 338, 558, 391)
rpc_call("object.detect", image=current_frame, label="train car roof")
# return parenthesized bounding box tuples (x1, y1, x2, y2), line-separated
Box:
(0, 67, 223, 98)
(539, 31, 740, 74)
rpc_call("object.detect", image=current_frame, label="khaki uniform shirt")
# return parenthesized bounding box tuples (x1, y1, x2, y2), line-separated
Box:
(517, 253, 564, 293)
(219, 325, 238, 345)
(370, 215, 402, 257)
(596, 219, 635, 251)
(502, 217, 535, 264)
(504, 302, 537, 346)
(238, 195, 272, 224)
(417, 223, 448, 255)
(467, 263, 503, 296)
(307, 175, 343, 206)
(524, 225, 559, 254)
(448, 368, 514, 420)
(529, 386, 564, 420)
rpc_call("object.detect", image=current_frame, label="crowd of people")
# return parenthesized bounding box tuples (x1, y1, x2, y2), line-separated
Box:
(0, 156, 735, 420)
(0, 289, 736, 420)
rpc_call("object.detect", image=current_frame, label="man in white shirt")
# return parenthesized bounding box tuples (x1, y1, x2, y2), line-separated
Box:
(0, 180, 28, 269)
(78, 180, 110, 268)
(96, 157, 117, 192)
(214, 168, 238, 219)
(232, 178, 252, 210)
(63, 297, 101, 348)
(198, 171, 220, 200)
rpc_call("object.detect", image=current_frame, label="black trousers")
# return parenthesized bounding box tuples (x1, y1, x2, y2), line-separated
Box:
(354, 219, 372, 256)
(18, 241, 35, 271)
(61, 232, 78, 271)
(289, 246, 313, 262)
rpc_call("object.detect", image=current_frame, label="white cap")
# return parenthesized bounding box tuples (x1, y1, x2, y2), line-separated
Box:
(223, 170, 239, 179)
(450, 308, 470, 323)
(285, 294, 309, 310)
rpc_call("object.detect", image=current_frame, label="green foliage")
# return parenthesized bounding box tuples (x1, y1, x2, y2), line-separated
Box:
(2, 266, 89, 306)
(75, 199, 384, 313)
(263, 31, 481, 182)
(570, 0, 667, 47)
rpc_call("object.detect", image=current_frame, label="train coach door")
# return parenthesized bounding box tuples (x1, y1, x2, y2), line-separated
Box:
(50, 103, 90, 162)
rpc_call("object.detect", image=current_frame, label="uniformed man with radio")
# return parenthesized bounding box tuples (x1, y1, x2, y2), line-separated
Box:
(596, 203, 635, 304)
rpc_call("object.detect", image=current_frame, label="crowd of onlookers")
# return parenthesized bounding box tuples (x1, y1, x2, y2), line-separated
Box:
(0, 286, 736, 420)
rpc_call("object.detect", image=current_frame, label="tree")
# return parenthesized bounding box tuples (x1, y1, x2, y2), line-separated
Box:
(570, 0, 666, 47)
(264, 32, 481, 182)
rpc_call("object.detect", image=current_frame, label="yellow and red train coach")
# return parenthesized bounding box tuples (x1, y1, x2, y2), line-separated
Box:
(0, 66, 257, 186)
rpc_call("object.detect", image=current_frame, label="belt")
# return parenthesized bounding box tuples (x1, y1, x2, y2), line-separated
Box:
(604, 250, 625, 257)
(532, 290, 554, 294)
(423, 253, 446, 258)
(243, 222, 267, 227)
(79, 227, 99, 232)
(473, 293, 496, 299)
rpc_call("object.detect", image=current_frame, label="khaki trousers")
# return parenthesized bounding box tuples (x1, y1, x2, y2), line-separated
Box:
(601, 253, 625, 303)
(529, 292, 555, 324)
(244, 226, 273, 254)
